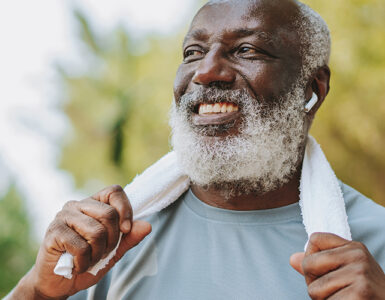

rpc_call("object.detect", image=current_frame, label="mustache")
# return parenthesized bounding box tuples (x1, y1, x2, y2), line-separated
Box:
(177, 87, 253, 112)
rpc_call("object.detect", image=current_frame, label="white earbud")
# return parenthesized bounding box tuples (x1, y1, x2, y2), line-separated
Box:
(304, 92, 318, 113)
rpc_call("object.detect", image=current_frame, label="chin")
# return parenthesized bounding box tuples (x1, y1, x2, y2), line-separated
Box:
(170, 83, 308, 196)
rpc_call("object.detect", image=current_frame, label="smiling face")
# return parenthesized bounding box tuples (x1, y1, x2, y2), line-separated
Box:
(170, 0, 311, 195)
(174, 0, 303, 130)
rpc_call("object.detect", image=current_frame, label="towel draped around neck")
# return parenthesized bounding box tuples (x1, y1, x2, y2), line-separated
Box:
(54, 135, 351, 279)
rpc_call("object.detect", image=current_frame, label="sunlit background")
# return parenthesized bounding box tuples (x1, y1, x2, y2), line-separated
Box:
(0, 0, 384, 296)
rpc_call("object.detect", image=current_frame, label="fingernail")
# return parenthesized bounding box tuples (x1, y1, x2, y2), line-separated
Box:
(122, 220, 132, 232)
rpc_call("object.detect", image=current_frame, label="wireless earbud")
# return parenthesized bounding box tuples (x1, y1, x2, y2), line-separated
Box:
(304, 92, 318, 113)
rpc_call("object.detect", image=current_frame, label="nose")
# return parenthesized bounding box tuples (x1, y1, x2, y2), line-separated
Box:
(192, 49, 235, 87)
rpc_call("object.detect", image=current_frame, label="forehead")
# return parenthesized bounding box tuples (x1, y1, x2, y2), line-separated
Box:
(185, 0, 300, 52)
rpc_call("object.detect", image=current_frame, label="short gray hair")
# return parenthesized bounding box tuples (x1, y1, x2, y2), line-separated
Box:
(295, 2, 330, 79)
(205, 0, 331, 80)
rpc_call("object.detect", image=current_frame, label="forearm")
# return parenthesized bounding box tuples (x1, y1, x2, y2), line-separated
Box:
(5, 269, 67, 300)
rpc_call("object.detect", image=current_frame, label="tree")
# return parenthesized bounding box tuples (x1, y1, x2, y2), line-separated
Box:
(305, 0, 385, 205)
(0, 186, 38, 298)
(59, 3, 385, 206)
(58, 10, 183, 193)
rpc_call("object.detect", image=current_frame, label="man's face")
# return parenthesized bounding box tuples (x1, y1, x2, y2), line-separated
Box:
(170, 0, 309, 195)
(174, 0, 302, 134)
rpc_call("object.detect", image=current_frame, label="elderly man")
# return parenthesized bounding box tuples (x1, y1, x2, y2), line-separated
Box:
(9, 0, 385, 299)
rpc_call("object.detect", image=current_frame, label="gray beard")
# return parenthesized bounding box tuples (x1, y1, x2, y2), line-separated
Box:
(169, 83, 308, 197)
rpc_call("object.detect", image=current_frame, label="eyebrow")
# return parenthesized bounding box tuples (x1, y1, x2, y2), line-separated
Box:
(183, 28, 275, 47)
(183, 29, 209, 47)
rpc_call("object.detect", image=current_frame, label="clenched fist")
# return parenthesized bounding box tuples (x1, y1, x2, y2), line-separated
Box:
(10, 185, 151, 300)
(290, 232, 385, 300)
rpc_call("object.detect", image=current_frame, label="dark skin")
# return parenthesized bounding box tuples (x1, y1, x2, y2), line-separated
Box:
(174, 0, 328, 210)
(9, 0, 385, 299)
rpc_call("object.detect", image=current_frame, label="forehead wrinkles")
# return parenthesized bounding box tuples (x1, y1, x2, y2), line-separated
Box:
(190, 0, 300, 47)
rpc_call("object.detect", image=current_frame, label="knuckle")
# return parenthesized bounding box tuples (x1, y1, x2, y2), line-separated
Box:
(55, 210, 69, 221)
(352, 248, 370, 264)
(76, 241, 91, 256)
(103, 206, 119, 222)
(63, 200, 78, 210)
(108, 184, 124, 194)
(90, 225, 108, 242)
(309, 232, 322, 244)
(45, 220, 65, 237)
(350, 241, 368, 252)
(67, 233, 90, 252)
(307, 284, 321, 300)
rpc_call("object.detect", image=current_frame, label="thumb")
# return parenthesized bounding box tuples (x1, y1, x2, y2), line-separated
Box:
(114, 220, 152, 261)
(69, 221, 152, 290)
(290, 252, 305, 275)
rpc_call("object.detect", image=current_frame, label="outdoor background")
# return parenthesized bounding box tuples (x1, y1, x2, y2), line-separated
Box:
(0, 0, 384, 296)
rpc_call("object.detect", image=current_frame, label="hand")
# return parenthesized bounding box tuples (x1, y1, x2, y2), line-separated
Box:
(290, 233, 385, 300)
(14, 185, 151, 299)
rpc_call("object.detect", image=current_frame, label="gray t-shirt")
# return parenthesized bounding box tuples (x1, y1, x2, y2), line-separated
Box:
(70, 182, 385, 300)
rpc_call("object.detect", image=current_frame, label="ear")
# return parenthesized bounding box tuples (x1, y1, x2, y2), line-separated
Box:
(305, 65, 330, 116)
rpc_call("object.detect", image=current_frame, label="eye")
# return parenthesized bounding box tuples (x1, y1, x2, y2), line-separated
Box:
(238, 46, 257, 54)
(183, 46, 204, 62)
(236, 44, 272, 59)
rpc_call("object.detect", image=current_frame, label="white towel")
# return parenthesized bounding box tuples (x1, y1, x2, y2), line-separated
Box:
(300, 136, 351, 248)
(54, 136, 351, 279)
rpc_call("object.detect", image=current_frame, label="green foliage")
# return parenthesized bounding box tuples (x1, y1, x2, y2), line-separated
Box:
(59, 10, 184, 192)
(60, 2, 385, 206)
(0, 186, 38, 298)
(303, 0, 385, 205)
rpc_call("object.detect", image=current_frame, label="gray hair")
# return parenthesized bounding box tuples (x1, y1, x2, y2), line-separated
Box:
(205, 0, 331, 80)
(295, 2, 330, 79)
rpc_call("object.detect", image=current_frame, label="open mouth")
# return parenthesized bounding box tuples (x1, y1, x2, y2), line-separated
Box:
(192, 102, 241, 126)
(198, 102, 239, 114)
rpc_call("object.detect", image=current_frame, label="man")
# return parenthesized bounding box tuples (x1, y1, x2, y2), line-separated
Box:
(8, 0, 385, 299)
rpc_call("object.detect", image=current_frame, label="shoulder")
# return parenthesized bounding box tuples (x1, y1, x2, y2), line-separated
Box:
(340, 181, 385, 269)
(340, 181, 385, 222)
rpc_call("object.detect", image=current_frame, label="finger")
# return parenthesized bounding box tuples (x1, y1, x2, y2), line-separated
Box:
(327, 285, 358, 300)
(75, 199, 120, 254)
(114, 220, 152, 262)
(91, 220, 152, 279)
(47, 223, 92, 274)
(306, 232, 350, 256)
(307, 265, 354, 299)
(57, 210, 107, 265)
(290, 252, 305, 275)
(301, 243, 365, 280)
(92, 185, 133, 233)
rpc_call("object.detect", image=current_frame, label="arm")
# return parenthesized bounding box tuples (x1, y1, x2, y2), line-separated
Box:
(8, 185, 151, 300)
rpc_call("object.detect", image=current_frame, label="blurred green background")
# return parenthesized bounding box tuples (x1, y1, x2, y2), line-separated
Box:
(1, 0, 384, 296)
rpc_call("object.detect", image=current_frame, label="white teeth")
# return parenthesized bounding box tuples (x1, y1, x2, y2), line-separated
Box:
(227, 104, 234, 112)
(198, 103, 239, 115)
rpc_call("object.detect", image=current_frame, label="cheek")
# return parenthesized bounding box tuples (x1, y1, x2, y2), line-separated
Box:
(245, 62, 296, 100)
(173, 64, 194, 102)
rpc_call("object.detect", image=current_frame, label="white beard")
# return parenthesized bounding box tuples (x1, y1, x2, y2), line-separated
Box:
(169, 83, 308, 196)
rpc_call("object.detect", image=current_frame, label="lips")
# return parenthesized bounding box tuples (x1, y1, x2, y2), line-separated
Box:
(192, 102, 241, 126)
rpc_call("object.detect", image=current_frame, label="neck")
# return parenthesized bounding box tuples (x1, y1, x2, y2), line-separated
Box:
(190, 169, 301, 210)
